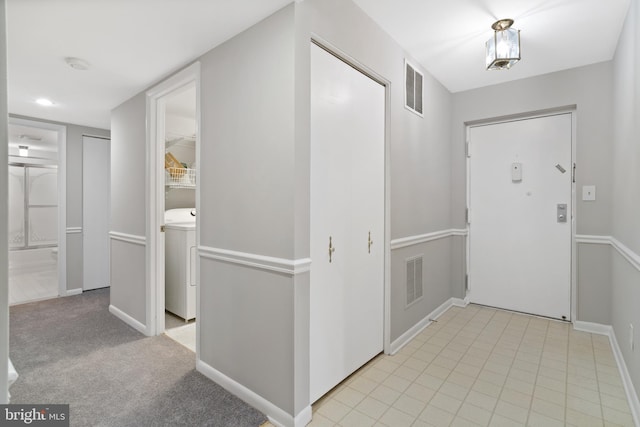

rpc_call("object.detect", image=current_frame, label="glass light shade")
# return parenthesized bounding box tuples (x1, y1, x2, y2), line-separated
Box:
(486, 27, 521, 70)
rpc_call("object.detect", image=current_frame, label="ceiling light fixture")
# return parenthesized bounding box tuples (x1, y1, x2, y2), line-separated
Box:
(486, 19, 521, 70)
(19, 134, 42, 141)
(64, 57, 90, 71)
(36, 98, 54, 107)
(18, 145, 29, 157)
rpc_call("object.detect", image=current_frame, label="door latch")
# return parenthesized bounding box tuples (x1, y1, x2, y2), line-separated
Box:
(160, 225, 166, 232)
(557, 204, 567, 223)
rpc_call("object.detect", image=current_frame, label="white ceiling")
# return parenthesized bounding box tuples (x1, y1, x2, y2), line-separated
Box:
(7, 0, 292, 130)
(6, 0, 631, 130)
(8, 124, 59, 153)
(352, 0, 631, 93)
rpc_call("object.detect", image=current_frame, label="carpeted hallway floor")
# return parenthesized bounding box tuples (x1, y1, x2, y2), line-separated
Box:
(9, 288, 267, 427)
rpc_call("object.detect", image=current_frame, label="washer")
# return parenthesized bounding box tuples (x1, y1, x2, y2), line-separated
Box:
(164, 208, 196, 321)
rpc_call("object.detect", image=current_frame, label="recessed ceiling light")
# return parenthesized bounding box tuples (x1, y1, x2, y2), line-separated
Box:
(64, 57, 90, 71)
(19, 134, 42, 141)
(36, 98, 54, 107)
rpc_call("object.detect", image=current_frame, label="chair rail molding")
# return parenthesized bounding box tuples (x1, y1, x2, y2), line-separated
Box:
(198, 246, 311, 276)
(390, 228, 468, 250)
(108, 231, 147, 246)
(576, 234, 640, 272)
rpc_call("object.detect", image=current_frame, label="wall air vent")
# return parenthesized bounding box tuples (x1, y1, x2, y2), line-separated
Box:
(406, 255, 424, 306)
(405, 60, 423, 117)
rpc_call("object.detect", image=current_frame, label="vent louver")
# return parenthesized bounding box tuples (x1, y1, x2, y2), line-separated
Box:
(405, 60, 423, 116)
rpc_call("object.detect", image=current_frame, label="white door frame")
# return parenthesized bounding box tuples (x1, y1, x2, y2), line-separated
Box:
(145, 62, 201, 337)
(8, 117, 67, 297)
(465, 107, 577, 321)
(310, 37, 393, 354)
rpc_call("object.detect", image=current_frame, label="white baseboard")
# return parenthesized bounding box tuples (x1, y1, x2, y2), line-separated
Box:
(573, 321, 640, 426)
(609, 328, 640, 427)
(390, 297, 463, 355)
(64, 288, 83, 296)
(196, 359, 311, 427)
(573, 321, 613, 336)
(108, 305, 148, 336)
(452, 297, 469, 308)
(290, 406, 312, 427)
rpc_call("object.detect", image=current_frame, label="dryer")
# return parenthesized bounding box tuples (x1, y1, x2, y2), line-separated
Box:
(164, 208, 196, 321)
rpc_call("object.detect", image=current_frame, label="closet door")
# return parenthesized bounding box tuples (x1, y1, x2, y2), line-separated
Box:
(310, 43, 385, 403)
(83, 136, 111, 290)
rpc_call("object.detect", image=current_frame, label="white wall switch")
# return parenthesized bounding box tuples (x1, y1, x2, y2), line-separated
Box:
(582, 185, 596, 201)
(511, 163, 522, 182)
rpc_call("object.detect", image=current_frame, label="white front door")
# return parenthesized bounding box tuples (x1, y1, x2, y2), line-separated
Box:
(310, 43, 385, 403)
(83, 136, 111, 290)
(468, 113, 572, 320)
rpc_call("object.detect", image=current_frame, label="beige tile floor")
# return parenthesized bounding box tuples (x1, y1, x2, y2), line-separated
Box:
(165, 322, 196, 352)
(268, 304, 636, 427)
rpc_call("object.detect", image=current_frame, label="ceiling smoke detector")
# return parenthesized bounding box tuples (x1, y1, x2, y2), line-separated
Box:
(64, 57, 90, 71)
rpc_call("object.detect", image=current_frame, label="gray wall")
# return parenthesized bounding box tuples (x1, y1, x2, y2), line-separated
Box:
(110, 93, 147, 325)
(199, 8, 295, 258)
(198, 4, 299, 415)
(611, 0, 640, 398)
(451, 63, 615, 324)
(10, 115, 110, 292)
(1, 0, 8, 403)
(110, 0, 457, 419)
(302, 0, 455, 345)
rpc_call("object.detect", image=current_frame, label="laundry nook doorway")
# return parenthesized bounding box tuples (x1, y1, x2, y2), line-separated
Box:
(146, 63, 201, 351)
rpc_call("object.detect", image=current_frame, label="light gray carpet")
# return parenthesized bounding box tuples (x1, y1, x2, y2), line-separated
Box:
(9, 289, 267, 427)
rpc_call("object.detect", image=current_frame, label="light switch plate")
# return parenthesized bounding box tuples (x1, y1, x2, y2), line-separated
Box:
(511, 163, 522, 182)
(582, 185, 596, 201)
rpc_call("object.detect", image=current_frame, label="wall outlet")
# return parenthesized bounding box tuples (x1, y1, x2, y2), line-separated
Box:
(630, 324, 634, 351)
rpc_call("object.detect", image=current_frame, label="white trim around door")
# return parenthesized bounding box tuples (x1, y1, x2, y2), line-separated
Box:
(145, 62, 201, 339)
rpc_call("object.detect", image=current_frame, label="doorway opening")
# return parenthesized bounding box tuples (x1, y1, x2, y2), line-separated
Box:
(7, 118, 66, 305)
(162, 84, 197, 351)
(146, 63, 200, 354)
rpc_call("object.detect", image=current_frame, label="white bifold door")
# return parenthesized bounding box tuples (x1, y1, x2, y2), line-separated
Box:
(83, 136, 111, 290)
(310, 43, 385, 403)
(468, 113, 572, 320)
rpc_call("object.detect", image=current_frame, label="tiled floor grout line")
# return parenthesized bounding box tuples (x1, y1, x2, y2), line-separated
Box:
(523, 315, 548, 427)
(453, 308, 512, 424)
(562, 319, 571, 425)
(589, 331, 605, 421)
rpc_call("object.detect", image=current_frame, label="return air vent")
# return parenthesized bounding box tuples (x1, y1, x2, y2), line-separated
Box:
(406, 255, 424, 306)
(405, 60, 423, 116)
